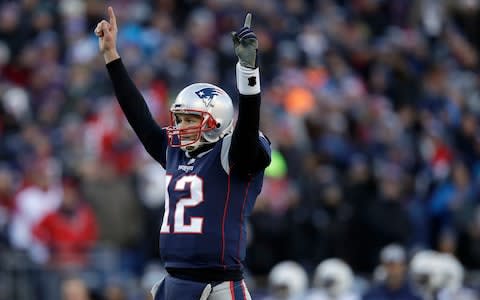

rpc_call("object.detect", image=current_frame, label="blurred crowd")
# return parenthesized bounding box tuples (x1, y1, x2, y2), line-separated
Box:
(1, 0, 480, 299)
(262, 244, 479, 300)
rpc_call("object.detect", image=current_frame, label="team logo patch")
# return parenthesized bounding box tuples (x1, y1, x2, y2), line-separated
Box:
(178, 164, 194, 172)
(195, 87, 220, 107)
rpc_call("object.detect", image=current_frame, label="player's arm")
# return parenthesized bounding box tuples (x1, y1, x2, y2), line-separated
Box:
(229, 14, 271, 176)
(95, 7, 167, 167)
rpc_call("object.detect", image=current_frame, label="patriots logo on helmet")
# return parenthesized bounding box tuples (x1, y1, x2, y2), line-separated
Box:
(195, 88, 220, 107)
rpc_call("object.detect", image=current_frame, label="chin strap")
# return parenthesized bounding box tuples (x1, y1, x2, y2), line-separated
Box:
(185, 141, 216, 157)
(182, 144, 200, 153)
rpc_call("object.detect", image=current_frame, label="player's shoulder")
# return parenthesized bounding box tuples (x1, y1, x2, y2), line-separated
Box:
(259, 131, 270, 143)
(259, 131, 271, 149)
(218, 131, 270, 151)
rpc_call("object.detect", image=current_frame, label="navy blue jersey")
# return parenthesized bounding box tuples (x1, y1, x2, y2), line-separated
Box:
(106, 58, 270, 277)
(160, 134, 270, 270)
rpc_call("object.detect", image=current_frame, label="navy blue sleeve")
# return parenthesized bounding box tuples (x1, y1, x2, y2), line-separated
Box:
(229, 93, 271, 176)
(106, 58, 168, 167)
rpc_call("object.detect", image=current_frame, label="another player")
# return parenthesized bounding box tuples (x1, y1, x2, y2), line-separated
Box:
(266, 261, 308, 300)
(95, 6, 271, 300)
(308, 258, 359, 300)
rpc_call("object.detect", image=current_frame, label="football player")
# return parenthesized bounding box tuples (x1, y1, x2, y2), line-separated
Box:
(95, 6, 271, 300)
(436, 253, 477, 300)
(409, 250, 442, 300)
(266, 261, 308, 300)
(308, 258, 359, 300)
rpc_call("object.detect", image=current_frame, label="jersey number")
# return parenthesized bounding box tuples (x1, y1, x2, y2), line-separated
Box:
(160, 175, 204, 234)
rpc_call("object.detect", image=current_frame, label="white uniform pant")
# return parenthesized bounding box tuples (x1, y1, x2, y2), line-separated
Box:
(151, 275, 252, 300)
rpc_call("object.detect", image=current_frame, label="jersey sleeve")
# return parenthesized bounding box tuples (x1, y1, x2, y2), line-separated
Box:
(227, 93, 271, 176)
(106, 58, 168, 168)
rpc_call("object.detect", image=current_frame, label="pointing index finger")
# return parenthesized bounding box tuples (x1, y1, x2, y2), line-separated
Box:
(244, 13, 252, 28)
(108, 6, 117, 29)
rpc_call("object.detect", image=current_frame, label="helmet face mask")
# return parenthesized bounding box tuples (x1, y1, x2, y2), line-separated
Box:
(164, 83, 234, 152)
(166, 110, 217, 150)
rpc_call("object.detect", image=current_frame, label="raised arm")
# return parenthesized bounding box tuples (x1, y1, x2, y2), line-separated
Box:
(95, 7, 168, 167)
(229, 14, 271, 176)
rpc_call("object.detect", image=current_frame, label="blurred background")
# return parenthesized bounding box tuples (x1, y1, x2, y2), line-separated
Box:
(1, 0, 480, 299)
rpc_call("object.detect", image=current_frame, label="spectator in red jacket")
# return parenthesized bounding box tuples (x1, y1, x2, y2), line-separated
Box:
(33, 175, 98, 270)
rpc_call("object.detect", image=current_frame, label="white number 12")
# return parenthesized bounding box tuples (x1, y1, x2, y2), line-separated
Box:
(160, 175, 204, 234)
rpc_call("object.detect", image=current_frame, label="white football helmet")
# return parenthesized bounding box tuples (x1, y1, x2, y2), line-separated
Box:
(437, 253, 464, 292)
(164, 83, 234, 151)
(313, 258, 354, 297)
(437, 254, 477, 300)
(410, 250, 442, 294)
(268, 261, 308, 300)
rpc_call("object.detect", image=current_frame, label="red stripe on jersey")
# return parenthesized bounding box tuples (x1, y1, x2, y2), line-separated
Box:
(230, 281, 235, 299)
(241, 280, 247, 300)
(237, 179, 252, 261)
(220, 170, 232, 268)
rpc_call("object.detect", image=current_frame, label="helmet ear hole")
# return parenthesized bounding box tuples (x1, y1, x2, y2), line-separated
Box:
(206, 117, 217, 129)
(216, 122, 221, 128)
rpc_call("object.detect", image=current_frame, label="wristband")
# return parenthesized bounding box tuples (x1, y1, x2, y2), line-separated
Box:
(236, 62, 260, 95)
